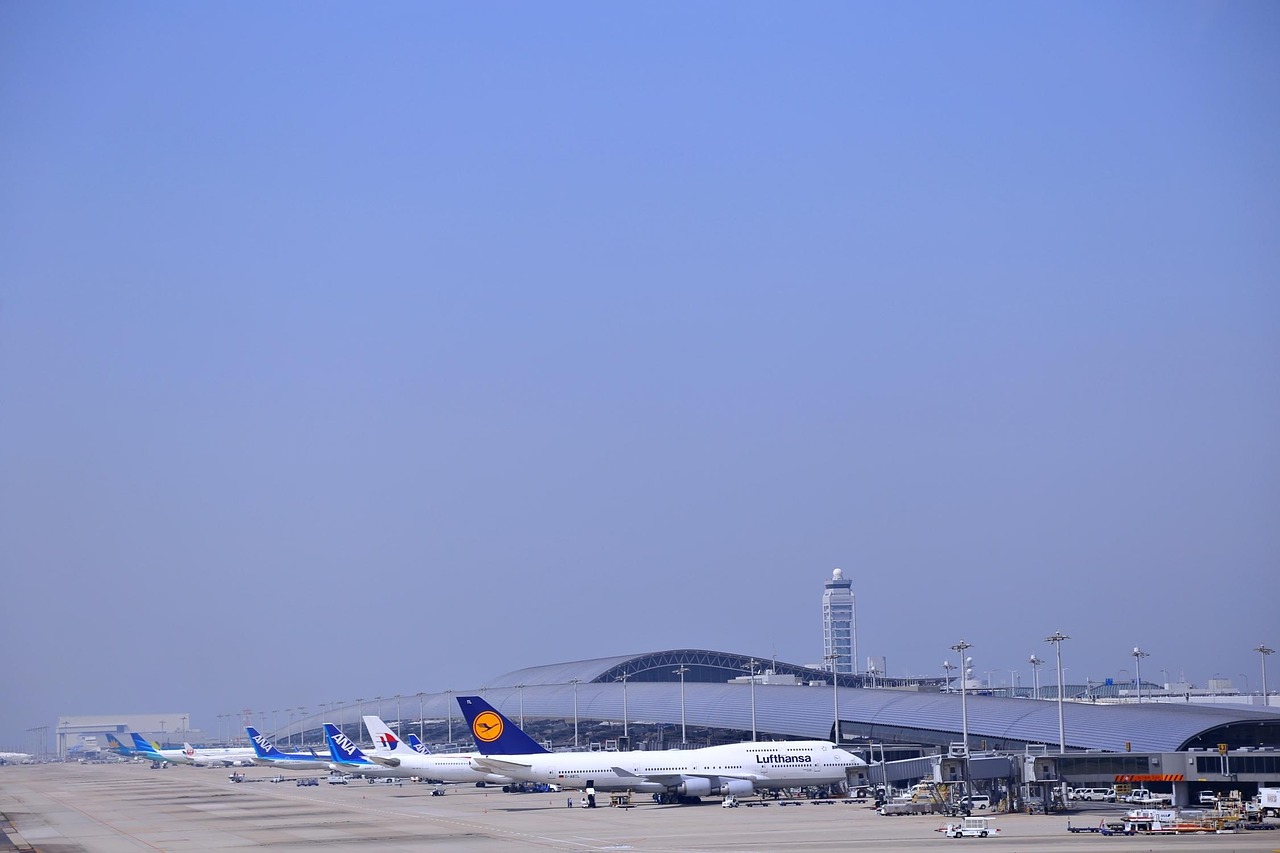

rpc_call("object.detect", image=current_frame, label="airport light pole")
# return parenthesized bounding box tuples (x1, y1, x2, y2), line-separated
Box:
(949, 641, 972, 754)
(747, 659, 759, 742)
(1131, 648, 1149, 704)
(615, 674, 629, 740)
(825, 653, 841, 743)
(949, 640, 973, 798)
(942, 660, 957, 692)
(356, 698, 363, 743)
(444, 691, 453, 744)
(1045, 631, 1069, 753)
(674, 667, 689, 745)
(395, 695, 402, 731)
(1255, 644, 1274, 699)
(570, 678, 581, 748)
(1028, 655, 1043, 699)
(417, 693, 425, 742)
(515, 684, 526, 728)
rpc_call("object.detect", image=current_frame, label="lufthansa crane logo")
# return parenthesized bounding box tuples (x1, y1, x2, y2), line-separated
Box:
(472, 710, 503, 743)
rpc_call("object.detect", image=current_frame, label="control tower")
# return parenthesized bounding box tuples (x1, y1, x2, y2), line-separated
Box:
(822, 567, 857, 676)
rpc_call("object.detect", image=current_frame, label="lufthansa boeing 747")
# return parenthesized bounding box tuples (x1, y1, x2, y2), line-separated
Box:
(455, 695, 868, 803)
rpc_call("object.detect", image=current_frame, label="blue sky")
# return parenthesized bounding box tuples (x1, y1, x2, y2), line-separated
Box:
(2, 1, 1277, 750)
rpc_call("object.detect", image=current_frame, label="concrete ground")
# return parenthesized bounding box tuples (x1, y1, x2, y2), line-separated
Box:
(3, 763, 1279, 852)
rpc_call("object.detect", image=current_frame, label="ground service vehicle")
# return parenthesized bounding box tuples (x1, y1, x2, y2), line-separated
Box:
(1259, 787, 1280, 818)
(1071, 787, 1115, 802)
(943, 817, 998, 838)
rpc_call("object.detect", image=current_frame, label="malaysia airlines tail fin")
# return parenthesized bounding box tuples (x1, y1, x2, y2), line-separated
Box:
(362, 715, 408, 754)
(245, 726, 288, 760)
(324, 723, 371, 766)
(405, 733, 431, 755)
(454, 696, 549, 755)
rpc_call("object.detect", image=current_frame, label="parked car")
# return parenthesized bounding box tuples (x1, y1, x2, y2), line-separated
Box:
(1198, 791, 1218, 805)
(1071, 787, 1116, 802)
(957, 794, 993, 809)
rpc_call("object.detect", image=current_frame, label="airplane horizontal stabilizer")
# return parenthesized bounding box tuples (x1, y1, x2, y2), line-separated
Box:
(472, 756, 534, 772)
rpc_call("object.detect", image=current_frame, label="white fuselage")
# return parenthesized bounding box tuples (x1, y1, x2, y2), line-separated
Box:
(350, 750, 513, 784)
(253, 754, 329, 770)
(472, 741, 865, 796)
(185, 747, 256, 767)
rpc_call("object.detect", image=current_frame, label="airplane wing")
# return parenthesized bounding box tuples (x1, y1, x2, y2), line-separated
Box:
(367, 754, 401, 768)
(611, 766, 762, 784)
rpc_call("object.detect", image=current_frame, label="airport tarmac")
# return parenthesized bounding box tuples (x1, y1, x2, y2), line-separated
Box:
(3, 763, 1279, 852)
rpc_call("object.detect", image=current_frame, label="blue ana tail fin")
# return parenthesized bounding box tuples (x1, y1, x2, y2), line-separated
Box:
(246, 727, 286, 759)
(455, 696, 549, 755)
(406, 733, 431, 755)
(324, 723, 370, 765)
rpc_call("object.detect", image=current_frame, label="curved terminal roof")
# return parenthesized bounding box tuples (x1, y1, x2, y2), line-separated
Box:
(293, 648, 1278, 753)
(488, 648, 934, 690)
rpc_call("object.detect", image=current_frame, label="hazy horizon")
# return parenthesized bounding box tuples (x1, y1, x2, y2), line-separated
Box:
(2, 1, 1277, 753)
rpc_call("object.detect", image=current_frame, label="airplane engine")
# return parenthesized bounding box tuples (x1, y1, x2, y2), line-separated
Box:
(716, 779, 754, 797)
(677, 778, 713, 798)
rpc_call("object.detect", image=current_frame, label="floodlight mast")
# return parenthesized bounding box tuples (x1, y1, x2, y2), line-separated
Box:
(673, 667, 689, 745)
(949, 641, 973, 755)
(1028, 655, 1043, 698)
(1255, 644, 1274, 700)
(1131, 647, 1150, 704)
(1045, 632, 1070, 754)
(825, 653, 841, 743)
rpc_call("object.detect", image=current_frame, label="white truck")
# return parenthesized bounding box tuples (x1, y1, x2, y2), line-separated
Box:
(1123, 788, 1173, 806)
(1258, 787, 1280, 818)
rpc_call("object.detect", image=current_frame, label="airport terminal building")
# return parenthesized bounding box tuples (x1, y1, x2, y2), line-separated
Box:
(282, 647, 1280, 800)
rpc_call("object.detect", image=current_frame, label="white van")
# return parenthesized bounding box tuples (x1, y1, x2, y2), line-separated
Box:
(1070, 787, 1115, 802)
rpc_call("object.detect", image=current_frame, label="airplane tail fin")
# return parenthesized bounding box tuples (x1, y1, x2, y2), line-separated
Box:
(362, 715, 406, 754)
(455, 696, 549, 755)
(406, 733, 431, 755)
(104, 733, 133, 755)
(323, 723, 370, 765)
(129, 732, 159, 755)
(246, 726, 286, 759)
